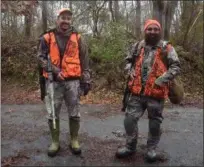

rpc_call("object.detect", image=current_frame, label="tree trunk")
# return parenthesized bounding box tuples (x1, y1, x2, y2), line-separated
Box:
(181, 1, 196, 47)
(93, 10, 99, 37)
(91, 1, 107, 38)
(123, 1, 128, 31)
(69, 1, 73, 11)
(164, 1, 178, 40)
(114, 1, 119, 23)
(152, 0, 163, 24)
(149, 0, 153, 18)
(135, 0, 141, 39)
(25, 13, 32, 38)
(109, 1, 114, 22)
(42, 1, 47, 32)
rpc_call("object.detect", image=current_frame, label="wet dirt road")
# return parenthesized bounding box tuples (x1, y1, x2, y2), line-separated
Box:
(1, 104, 203, 166)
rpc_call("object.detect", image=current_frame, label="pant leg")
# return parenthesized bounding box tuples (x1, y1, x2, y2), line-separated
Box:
(124, 95, 146, 149)
(146, 97, 164, 149)
(45, 80, 64, 119)
(63, 80, 80, 120)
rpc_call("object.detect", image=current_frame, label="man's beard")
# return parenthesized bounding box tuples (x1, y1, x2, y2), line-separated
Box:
(145, 34, 161, 46)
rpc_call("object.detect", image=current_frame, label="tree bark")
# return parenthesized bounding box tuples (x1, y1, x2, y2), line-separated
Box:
(152, 0, 163, 24)
(109, 1, 114, 22)
(69, 1, 73, 11)
(25, 13, 32, 38)
(114, 1, 119, 22)
(135, 0, 141, 39)
(164, 1, 178, 40)
(42, 1, 47, 32)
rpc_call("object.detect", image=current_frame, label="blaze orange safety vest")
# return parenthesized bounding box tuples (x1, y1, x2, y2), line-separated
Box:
(128, 45, 172, 99)
(42, 32, 81, 79)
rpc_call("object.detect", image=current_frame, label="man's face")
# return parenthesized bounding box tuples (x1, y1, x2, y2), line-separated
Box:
(57, 12, 72, 31)
(144, 24, 161, 45)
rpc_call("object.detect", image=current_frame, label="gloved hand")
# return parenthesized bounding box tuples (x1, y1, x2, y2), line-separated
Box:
(80, 83, 91, 96)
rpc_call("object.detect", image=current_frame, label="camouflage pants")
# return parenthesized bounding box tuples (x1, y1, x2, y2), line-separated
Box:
(44, 79, 80, 120)
(124, 95, 164, 149)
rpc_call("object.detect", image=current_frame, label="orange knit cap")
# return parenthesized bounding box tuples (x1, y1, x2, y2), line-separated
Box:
(144, 19, 161, 31)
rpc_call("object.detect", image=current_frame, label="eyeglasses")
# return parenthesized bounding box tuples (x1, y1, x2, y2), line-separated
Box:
(147, 28, 160, 32)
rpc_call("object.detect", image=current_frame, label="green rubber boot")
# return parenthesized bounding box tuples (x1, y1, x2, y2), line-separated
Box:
(47, 119, 60, 157)
(69, 118, 81, 155)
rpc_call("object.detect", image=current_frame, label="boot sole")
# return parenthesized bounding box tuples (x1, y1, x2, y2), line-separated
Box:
(47, 146, 60, 157)
(144, 154, 158, 163)
(115, 151, 136, 159)
(69, 144, 82, 155)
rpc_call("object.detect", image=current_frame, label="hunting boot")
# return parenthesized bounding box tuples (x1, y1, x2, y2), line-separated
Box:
(145, 119, 162, 162)
(47, 119, 60, 157)
(115, 114, 138, 158)
(69, 118, 81, 155)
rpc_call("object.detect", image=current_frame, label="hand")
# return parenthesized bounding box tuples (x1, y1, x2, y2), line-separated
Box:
(124, 63, 132, 72)
(52, 65, 61, 74)
(80, 83, 91, 96)
(154, 76, 164, 87)
(57, 72, 65, 81)
(128, 68, 135, 80)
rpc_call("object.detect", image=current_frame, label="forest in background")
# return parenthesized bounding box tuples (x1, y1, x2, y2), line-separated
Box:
(1, 1, 203, 104)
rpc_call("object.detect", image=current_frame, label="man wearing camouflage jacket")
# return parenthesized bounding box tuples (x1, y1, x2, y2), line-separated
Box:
(37, 8, 90, 157)
(116, 19, 181, 162)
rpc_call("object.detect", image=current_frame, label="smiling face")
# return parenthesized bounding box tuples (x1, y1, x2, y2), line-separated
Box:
(57, 12, 72, 31)
(144, 24, 161, 45)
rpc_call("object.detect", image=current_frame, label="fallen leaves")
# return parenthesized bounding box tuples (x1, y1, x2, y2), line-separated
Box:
(1, 153, 30, 167)
(1, 80, 203, 109)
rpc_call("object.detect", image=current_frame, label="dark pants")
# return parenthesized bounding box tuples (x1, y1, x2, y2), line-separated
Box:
(124, 95, 164, 149)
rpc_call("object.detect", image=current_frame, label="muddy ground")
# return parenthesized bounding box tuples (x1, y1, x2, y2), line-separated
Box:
(1, 103, 203, 166)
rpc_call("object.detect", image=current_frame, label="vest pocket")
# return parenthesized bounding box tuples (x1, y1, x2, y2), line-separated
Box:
(63, 57, 81, 77)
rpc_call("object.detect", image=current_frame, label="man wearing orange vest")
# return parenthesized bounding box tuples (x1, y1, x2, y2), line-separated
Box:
(37, 8, 90, 157)
(115, 19, 181, 162)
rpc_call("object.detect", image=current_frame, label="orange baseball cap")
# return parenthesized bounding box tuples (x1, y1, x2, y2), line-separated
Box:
(57, 8, 72, 16)
(144, 19, 161, 31)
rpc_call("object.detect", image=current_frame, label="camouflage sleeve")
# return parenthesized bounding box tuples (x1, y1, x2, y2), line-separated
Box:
(37, 37, 60, 74)
(78, 36, 91, 83)
(37, 37, 49, 71)
(157, 46, 181, 85)
(124, 43, 138, 71)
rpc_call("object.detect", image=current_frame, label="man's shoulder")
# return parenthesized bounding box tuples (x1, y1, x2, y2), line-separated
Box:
(131, 40, 145, 51)
(41, 26, 56, 35)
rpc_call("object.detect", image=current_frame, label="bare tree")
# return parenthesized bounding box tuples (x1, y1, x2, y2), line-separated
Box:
(88, 1, 107, 37)
(25, 12, 32, 38)
(152, 0, 178, 40)
(181, 1, 201, 47)
(163, 1, 178, 40)
(109, 1, 114, 22)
